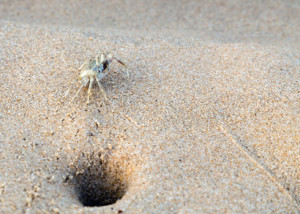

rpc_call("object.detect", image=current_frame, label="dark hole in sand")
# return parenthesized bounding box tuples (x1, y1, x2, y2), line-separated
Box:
(73, 152, 128, 207)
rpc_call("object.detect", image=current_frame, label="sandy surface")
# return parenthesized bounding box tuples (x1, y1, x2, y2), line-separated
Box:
(0, 0, 299, 213)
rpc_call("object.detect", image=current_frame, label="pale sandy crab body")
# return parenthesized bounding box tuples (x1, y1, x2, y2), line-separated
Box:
(65, 53, 126, 103)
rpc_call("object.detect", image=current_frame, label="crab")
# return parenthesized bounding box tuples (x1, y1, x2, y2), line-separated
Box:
(65, 53, 127, 103)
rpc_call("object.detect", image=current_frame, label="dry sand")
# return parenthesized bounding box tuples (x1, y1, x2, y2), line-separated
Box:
(0, 0, 299, 213)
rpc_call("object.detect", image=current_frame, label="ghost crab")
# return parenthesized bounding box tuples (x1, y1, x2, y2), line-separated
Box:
(65, 53, 127, 104)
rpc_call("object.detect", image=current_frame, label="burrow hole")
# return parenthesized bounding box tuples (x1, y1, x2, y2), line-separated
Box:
(71, 151, 128, 207)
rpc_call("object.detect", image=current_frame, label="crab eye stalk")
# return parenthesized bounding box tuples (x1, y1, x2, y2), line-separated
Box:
(96, 53, 104, 64)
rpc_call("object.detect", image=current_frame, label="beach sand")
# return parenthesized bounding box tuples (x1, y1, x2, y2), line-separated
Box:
(0, 0, 299, 213)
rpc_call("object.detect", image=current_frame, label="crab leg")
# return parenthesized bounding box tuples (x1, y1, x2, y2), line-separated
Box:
(71, 84, 85, 102)
(64, 78, 78, 97)
(78, 61, 88, 71)
(71, 77, 89, 102)
(113, 57, 126, 67)
(113, 57, 129, 78)
(65, 60, 89, 98)
(87, 76, 95, 104)
(96, 78, 107, 100)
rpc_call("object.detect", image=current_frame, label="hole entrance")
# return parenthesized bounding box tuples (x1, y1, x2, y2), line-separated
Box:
(72, 152, 128, 207)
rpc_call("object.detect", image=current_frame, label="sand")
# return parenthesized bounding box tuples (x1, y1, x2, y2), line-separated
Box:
(0, 0, 299, 213)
